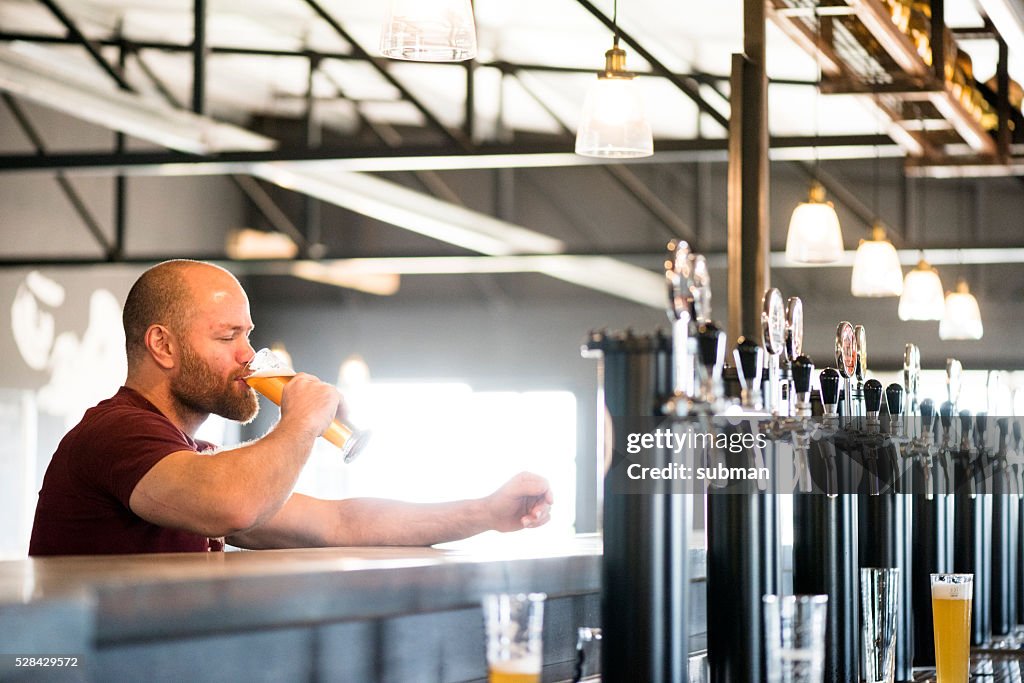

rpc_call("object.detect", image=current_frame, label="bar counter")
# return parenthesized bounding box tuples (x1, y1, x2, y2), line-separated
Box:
(0, 534, 601, 682)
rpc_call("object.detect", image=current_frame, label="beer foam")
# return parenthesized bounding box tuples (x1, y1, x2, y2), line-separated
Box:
(489, 657, 541, 674)
(932, 583, 972, 600)
(245, 368, 296, 378)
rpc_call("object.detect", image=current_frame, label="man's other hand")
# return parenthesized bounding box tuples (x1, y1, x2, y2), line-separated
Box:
(484, 472, 553, 532)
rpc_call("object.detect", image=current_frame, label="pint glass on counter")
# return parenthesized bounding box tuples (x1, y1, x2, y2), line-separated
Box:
(482, 593, 545, 683)
(930, 573, 973, 683)
(244, 348, 369, 462)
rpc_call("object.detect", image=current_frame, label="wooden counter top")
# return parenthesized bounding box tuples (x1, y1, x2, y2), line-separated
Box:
(0, 534, 601, 646)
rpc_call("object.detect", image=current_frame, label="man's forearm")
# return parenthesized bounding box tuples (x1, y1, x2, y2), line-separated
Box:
(229, 494, 494, 549)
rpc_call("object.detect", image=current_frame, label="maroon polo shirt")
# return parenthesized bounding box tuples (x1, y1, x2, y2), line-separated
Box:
(29, 386, 224, 555)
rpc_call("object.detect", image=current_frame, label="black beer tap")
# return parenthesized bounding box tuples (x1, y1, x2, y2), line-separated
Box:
(862, 379, 885, 496)
(790, 355, 814, 493)
(858, 371, 914, 683)
(993, 417, 1019, 640)
(910, 397, 954, 669)
(733, 337, 764, 412)
(953, 408, 993, 646)
(793, 366, 859, 683)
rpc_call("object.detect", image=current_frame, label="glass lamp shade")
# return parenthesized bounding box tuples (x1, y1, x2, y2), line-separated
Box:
(575, 44, 653, 158)
(850, 226, 903, 297)
(575, 77, 653, 158)
(939, 280, 983, 340)
(898, 260, 944, 320)
(379, 0, 477, 62)
(785, 183, 844, 264)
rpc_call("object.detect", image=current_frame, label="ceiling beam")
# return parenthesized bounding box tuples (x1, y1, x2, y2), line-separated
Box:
(0, 135, 900, 175)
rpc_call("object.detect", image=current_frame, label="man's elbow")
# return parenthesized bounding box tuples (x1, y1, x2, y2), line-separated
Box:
(210, 500, 267, 537)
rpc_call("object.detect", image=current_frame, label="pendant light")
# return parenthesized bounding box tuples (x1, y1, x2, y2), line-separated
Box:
(379, 0, 477, 62)
(575, 0, 653, 158)
(785, 181, 845, 263)
(785, 4, 843, 264)
(898, 258, 945, 320)
(939, 278, 984, 341)
(851, 223, 903, 297)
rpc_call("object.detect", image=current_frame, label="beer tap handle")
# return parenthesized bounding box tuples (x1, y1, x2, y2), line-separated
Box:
(920, 398, 935, 435)
(792, 355, 813, 394)
(855, 325, 868, 383)
(792, 355, 814, 418)
(885, 383, 904, 420)
(960, 410, 973, 449)
(690, 255, 712, 324)
(694, 322, 726, 405)
(665, 239, 693, 321)
(819, 368, 840, 417)
(946, 358, 963, 408)
(665, 240, 695, 400)
(940, 401, 954, 441)
(975, 412, 988, 452)
(733, 337, 764, 410)
(998, 417, 1010, 453)
(1014, 420, 1023, 454)
(864, 379, 883, 412)
(886, 383, 905, 439)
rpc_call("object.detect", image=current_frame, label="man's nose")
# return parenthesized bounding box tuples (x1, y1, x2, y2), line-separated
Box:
(239, 342, 256, 366)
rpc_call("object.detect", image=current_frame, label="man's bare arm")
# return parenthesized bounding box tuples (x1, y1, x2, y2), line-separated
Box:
(129, 374, 339, 538)
(228, 472, 554, 549)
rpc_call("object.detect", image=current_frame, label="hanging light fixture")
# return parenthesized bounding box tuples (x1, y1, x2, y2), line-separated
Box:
(851, 222, 903, 297)
(939, 278, 984, 340)
(379, 0, 477, 62)
(785, 181, 845, 263)
(898, 258, 945, 320)
(575, 0, 653, 158)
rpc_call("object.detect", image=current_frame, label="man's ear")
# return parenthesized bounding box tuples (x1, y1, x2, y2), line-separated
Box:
(144, 324, 178, 370)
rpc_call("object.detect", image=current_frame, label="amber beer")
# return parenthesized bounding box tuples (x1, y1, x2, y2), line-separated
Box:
(483, 593, 545, 683)
(930, 573, 973, 683)
(244, 369, 353, 448)
(487, 658, 541, 683)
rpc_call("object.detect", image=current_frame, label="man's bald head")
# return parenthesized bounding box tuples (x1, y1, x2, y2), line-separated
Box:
(122, 260, 241, 367)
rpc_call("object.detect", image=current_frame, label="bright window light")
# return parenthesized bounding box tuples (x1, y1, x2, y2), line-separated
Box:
(294, 382, 578, 539)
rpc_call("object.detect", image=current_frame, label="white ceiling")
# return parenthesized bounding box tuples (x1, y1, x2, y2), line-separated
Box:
(0, 0, 1013, 148)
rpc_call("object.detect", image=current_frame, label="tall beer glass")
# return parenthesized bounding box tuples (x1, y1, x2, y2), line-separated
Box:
(482, 593, 545, 683)
(930, 573, 973, 683)
(244, 348, 369, 462)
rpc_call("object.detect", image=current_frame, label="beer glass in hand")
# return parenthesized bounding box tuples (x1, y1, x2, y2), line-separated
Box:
(244, 348, 370, 462)
(930, 573, 973, 683)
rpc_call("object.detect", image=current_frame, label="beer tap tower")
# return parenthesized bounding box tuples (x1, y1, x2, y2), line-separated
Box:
(585, 239, 697, 683)
(946, 358, 993, 647)
(910, 395, 953, 668)
(705, 287, 784, 683)
(992, 416, 1019, 639)
(793, 362, 859, 683)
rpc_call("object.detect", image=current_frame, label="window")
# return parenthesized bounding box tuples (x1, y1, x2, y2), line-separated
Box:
(294, 383, 578, 539)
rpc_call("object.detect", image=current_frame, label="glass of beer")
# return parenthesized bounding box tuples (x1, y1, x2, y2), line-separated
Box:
(482, 592, 545, 683)
(244, 348, 370, 462)
(930, 573, 973, 683)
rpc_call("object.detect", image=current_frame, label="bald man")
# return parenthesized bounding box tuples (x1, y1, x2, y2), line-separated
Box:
(29, 260, 553, 555)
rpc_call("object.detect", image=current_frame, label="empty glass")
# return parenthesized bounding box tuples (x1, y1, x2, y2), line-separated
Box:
(861, 568, 901, 683)
(763, 594, 828, 683)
